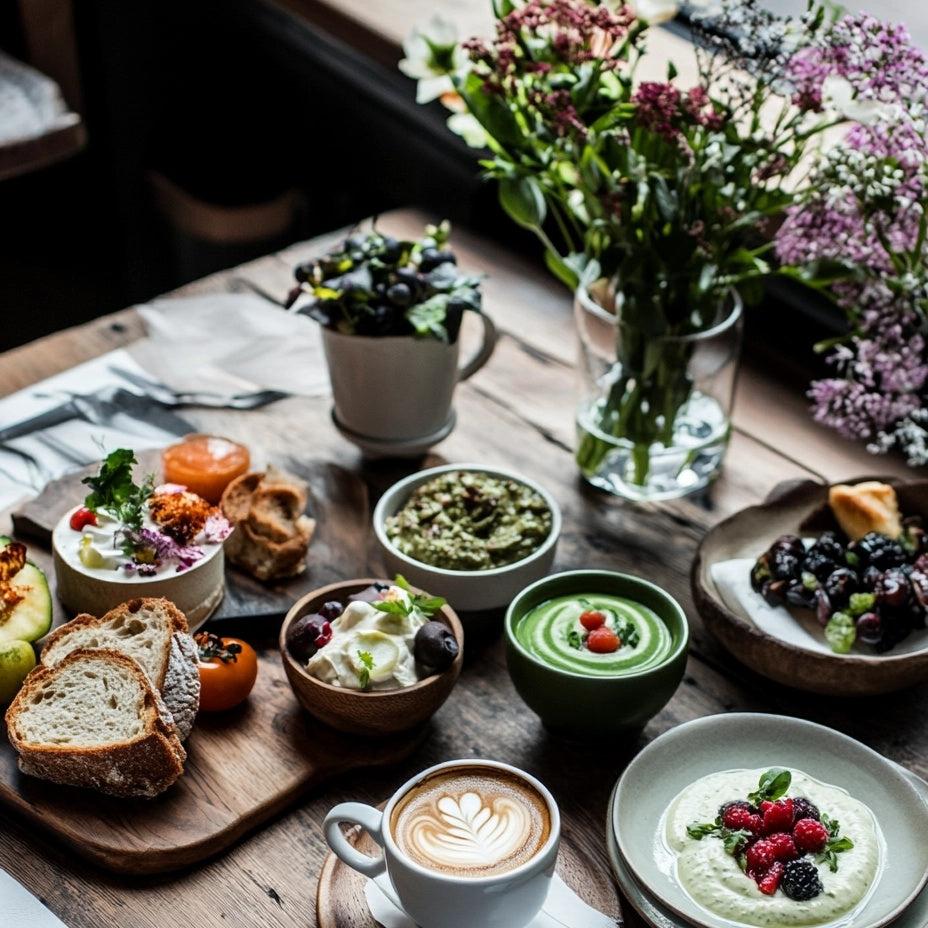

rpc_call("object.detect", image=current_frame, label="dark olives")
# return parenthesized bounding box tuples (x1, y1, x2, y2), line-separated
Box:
(414, 621, 459, 673)
(318, 600, 345, 622)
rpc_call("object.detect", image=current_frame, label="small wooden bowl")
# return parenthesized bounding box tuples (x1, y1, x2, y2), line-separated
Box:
(279, 579, 464, 736)
(692, 477, 928, 696)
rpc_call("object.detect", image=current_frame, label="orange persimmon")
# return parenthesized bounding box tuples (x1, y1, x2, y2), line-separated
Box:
(194, 632, 258, 711)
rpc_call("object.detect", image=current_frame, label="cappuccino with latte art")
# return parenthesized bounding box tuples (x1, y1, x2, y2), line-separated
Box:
(390, 765, 552, 878)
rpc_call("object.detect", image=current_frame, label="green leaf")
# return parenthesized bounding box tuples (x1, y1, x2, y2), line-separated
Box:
(567, 629, 583, 650)
(825, 611, 856, 654)
(748, 768, 792, 805)
(373, 600, 409, 616)
(687, 822, 720, 840)
(544, 249, 581, 289)
(498, 176, 546, 230)
(721, 828, 752, 855)
(82, 448, 154, 530)
(457, 72, 523, 149)
(406, 294, 450, 341)
(356, 649, 374, 689)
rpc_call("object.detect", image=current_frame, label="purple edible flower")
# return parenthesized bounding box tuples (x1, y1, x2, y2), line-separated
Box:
(125, 527, 205, 573)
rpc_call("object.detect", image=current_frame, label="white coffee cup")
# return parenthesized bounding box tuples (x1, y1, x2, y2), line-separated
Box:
(324, 759, 561, 928)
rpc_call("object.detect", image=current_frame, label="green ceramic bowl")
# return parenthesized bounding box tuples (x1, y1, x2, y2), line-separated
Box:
(505, 570, 689, 736)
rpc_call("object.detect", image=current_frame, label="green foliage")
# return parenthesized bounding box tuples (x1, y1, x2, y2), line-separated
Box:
(748, 768, 792, 805)
(82, 449, 154, 530)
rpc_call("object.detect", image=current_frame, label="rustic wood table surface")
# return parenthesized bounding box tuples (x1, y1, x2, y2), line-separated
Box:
(0, 209, 921, 928)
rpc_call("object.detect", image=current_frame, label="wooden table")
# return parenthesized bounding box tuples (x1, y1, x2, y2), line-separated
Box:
(0, 209, 921, 928)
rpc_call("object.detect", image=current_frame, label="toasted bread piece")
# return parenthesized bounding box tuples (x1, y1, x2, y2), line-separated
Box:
(221, 467, 314, 581)
(5, 648, 186, 798)
(41, 598, 200, 739)
(829, 481, 902, 542)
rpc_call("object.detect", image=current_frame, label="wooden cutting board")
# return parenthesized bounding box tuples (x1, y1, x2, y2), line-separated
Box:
(0, 648, 423, 874)
(10, 452, 372, 634)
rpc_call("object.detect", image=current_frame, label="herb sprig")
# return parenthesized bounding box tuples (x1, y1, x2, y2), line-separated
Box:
(818, 813, 855, 872)
(373, 574, 446, 618)
(356, 649, 374, 689)
(82, 449, 154, 530)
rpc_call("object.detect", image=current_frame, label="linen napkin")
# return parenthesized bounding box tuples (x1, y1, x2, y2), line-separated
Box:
(364, 872, 618, 928)
(134, 293, 328, 397)
(0, 868, 68, 928)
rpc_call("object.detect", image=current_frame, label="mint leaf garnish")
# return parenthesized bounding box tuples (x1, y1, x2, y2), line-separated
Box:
(748, 768, 792, 805)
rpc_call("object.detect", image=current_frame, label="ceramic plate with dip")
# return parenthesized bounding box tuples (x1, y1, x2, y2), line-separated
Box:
(612, 714, 928, 928)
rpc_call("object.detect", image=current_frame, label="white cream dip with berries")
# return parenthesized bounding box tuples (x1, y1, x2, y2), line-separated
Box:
(662, 768, 882, 927)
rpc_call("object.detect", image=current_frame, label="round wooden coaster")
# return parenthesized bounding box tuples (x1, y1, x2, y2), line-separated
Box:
(317, 818, 623, 927)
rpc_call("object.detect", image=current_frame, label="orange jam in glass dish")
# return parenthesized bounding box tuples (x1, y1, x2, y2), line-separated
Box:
(162, 434, 250, 503)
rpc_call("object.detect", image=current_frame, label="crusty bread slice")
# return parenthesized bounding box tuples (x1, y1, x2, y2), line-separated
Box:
(41, 598, 200, 739)
(5, 648, 186, 798)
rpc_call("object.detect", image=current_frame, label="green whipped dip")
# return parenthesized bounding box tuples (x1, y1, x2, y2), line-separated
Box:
(516, 594, 673, 675)
(385, 471, 552, 571)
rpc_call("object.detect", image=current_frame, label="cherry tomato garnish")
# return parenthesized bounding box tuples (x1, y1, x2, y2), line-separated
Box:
(195, 632, 258, 711)
(579, 609, 606, 631)
(69, 507, 98, 531)
(587, 626, 620, 653)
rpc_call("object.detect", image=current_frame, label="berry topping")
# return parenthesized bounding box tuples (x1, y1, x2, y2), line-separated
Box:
(758, 861, 785, 895)
(587, 626, 620, 653)
(766, 832, 798, 861)
(793, 818, 829, 854)
(69, 507, 98, 531)
(781, 859, 824, 901)
(791, 798, 820, 823)
(762, 799, 794, 834)
(721, 802, 757, 831)
(746, 840, 777, 877)
(579, 609, 606, 631)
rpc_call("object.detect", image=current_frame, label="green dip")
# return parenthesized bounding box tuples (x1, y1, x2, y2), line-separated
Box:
(385, 471, 552, 571)
(516, 594, 673, 675)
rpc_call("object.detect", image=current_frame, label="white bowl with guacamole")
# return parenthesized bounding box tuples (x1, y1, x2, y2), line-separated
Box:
(373, 464, 561, 612)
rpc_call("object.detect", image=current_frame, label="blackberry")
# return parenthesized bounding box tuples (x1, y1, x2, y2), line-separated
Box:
(781, 859, 823, 901)
(791, 798, 820, 823)
(803, 550, 838, 582)
(823, 568, 859, 609)
(810, 531, 846, 563)
(850, 533, 906, 571)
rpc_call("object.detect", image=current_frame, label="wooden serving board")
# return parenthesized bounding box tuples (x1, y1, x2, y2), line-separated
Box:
(316, 814, 623, 928)
(10, 452, 371, 634)
(0, 648, 424, 874)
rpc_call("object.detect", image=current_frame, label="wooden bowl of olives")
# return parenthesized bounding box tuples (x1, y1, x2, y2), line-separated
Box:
(279, 578, 464, 736)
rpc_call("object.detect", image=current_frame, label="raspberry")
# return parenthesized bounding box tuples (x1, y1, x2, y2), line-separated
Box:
(745, 840, 776, 876)
(794, 818, 829, 853)
(587, 626, 620, 653)
(579, 610, 606, 631)
(792, 798, 820, 823)
(746, 813, 765, 836)
(765, 833, 798, 861)
(763, 799, 794, 834)
(721, 804, 755, 830)
(758, 861, 785, 895)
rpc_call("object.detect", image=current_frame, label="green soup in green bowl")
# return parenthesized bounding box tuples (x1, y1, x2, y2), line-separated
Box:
(506, 570, 689, 736)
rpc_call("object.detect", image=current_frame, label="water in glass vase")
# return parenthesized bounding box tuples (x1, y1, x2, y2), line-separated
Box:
(577, 391, 731, 501)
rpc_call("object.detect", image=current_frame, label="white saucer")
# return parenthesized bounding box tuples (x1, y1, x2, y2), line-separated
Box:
(331, 408, 456, 457)
(606, 717, 928, 928)
(364, 871, 617, 928)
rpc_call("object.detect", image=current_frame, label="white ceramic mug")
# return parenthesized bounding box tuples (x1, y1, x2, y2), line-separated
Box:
(324, 759, 561, 928)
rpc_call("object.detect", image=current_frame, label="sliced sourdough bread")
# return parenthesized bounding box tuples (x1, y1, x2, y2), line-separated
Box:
(41, 598, 200, 739)
(5, 648, 186, 798)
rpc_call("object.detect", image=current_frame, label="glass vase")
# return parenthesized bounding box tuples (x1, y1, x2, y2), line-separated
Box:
(574, 280, 743, 502)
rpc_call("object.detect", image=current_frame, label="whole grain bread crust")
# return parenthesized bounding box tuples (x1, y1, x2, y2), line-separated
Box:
(5, 648, 186, 799)
(40, 597, 200, 740)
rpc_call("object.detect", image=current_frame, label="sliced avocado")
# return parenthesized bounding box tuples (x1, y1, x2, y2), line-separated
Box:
(0, 563, 53, 643)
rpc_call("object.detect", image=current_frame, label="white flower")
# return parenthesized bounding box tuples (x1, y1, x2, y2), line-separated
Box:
(399, 15, 467, 105)
(447, 113, 488, 149)
(626, 0, 680, 24)
(822, 75, 901, 126)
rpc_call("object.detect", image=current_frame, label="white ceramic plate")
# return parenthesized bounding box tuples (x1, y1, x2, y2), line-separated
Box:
(607, 760, 928, 928)
(612, 714, 928, 928)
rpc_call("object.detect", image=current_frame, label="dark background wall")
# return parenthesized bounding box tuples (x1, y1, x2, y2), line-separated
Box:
(0, 0, 837, 383)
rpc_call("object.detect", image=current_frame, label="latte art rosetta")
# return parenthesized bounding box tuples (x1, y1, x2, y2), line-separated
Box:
(391, 768, 552, 878)
(409, 792, 533, 867)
